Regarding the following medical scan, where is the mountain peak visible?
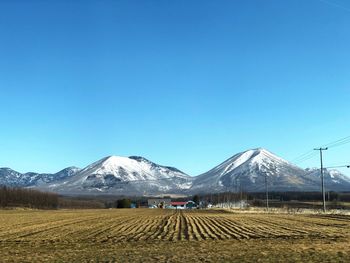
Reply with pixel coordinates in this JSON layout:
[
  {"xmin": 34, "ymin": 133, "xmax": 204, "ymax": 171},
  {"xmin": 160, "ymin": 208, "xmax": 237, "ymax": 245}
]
[
  {"xmin": 192, "ymin": 147, "xmax": 309, "ymax": 193},
  {"xmin": 99, "ymin": 155, "xmax": 151, "ymax": 164},
  {"xmin": 101, "ymin": 155, "xmax": 124, "ymax": 162},
  {"xmin": 251, "ymin": 147, "xmax": 266, "ymax": 152},
  {"xmin": 55, "ymin": 166, "xmax": 81, "ymax": 176},
  {"xmin": 223, "ymin": 148, "xmax": 283, "ymax": 170},
  {"xmin": 42, "ymin": 154, "xmax": 192, "ymax": 194},
  {"xmin": 59, "ymin": 166, "xmax": 80, "ymax": 171},
  {"xmin": 0, "ymin": 167, "xmax": 15, "ymax": 171},
  {"xmin": 128, "ymin": 156, "xmax": 151, "ymax": 163},
  {"xmin": 93, "ymin": 156, "xmax": 134, "ymax": 172},
  {"xmin": 246, "ymin": 148, "xmax": 276, "ymax": 156}
]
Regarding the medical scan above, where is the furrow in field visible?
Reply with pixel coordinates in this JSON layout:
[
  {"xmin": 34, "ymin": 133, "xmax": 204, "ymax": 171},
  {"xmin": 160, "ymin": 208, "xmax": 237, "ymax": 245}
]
[
  {"xmin": 245, "ymin": 216, "xmax": 314, "ymax": 238},
  {"xmin": 309, "ymin": 214, "xmax": 350, "ymax": 222},
  {"xmin": 187, "ymin": 214, "xmax": 208, "ymax": 240},
  {"xmin": 219, "ymin": 217, "xmax": 265, "ymax": 238},
  {"xmin": 257, "ymin": 216, "xmax": 320, "ymax": 234},
  {"xmin": 184, "ymin": 213, "xmax": 199, "ymax": 241},
  {"xmin": 201, "ymin": 216, "xmax": 233, "ymax": 240},
  {"xmin": 128, "ymin": 217, "xmax": 159, "ymax": 241},
  {"xmin": 112, "ymin": 217, "xmax": 149, "ymax": 241},
  {"xmin": 81, "ymin": 216, "xmax": 134, "ymax": 242},
  {"xmin": 180, "ymin": 211, "xmax": 190, "ymax": 240},
  {"xmin": 191, "ymin": 215, "xmax": 220, "ymax": 240},
  {"xmin": 209, "ymin": 217, "xmax": 250, "ymax": 239},
  {"xmin": 225, "ymin": 216, "xmax": 289, "ymax": 238},
  {"xmin": 163, "ymin": 211, "xmax": 178, "ymax": 241},
  {"xmin": 135, "ymin": 216, "xmax": 162, "ymax": 241},
  {"xmin": 144, "ymin": 212, "xmax": 172, "ymax": 240},
  {"xmin": 159, "ymin": 211, "xmax": 176, "ymax": 240},
  {"xmin": 278, "ymin": 214, "xmax": 350, "ymax": 231},
  {"xmin": 0, "ymin": 215, "xmax": 108, "ymax": 241},
  {"xmin": 169, "ymin": 210, "xmax": 181, "ymax": 241},
  {"xmin": 0, "ymin": 213, "xmax": 80, "ymax": 232}
]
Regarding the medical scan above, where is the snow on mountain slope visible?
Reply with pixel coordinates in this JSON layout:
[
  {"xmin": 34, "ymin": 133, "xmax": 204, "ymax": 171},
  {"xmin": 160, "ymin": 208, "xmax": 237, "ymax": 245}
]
[
  {"xmin": 0, "ymin": 168, "xmax": 24, "ymax": 186},
  {"xmin": 2, "ymin": 149, "xmax": 349, "ymax": 195},
  {"xmin": 191, "ymin": 148, "xmax": 325, "ymax": 193},
  {"xmin": 78, "ymin": 156, "xmax": 188, "ymax": 181},
  {"xmin": 42, "ymin": 156, "xmax": 192, "ymax": 195},
  {"xmin": 0, "ymin": 167, "xmax": 80, "ymax": 187},
  {"xmin": 327, "ymin": 169, "xmax": 350, "ymax": 182},
  {"xmin": 305, "ymin": 168, "xmax": 350, "ymax": 191}
]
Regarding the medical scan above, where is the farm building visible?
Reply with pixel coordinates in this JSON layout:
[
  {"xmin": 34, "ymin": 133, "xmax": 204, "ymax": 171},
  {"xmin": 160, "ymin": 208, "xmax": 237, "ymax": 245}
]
[
  {"xmin": 147, "ymin": 198, "xmax": 171, "ymax": 208},
  {"xmin": 148, "ymin": 199, "xmax": 198, "ymax": 209},
  {"xmin": 185, "ymin": 201, "xmax": 197, "ymax": 209},
  {"xmin": 170, "ymin": 201, "xmax": 198, "ymax": 209},
  {"xmin": 171, "ymin": 201, "xmax": 187, "ymax": 209}
]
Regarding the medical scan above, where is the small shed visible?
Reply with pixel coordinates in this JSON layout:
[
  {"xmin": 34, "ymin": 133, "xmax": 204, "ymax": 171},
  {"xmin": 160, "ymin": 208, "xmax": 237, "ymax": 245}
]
[{"xmin": 185, "ymin": 201, "xmax": 197, "ymax": 209}]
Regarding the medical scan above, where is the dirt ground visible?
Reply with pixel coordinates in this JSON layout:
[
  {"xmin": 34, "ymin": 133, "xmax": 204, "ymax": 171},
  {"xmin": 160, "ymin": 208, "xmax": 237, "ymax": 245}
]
[{"xmin": 0, "ymin": 209, "xmax": 349, "ymax": 262}]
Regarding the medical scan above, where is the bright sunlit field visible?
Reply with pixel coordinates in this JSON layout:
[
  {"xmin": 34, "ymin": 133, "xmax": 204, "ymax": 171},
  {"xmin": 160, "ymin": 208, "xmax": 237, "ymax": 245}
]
[{"xmin": 0, "ymin": 209, "xmax": 350, "ymax": 262}]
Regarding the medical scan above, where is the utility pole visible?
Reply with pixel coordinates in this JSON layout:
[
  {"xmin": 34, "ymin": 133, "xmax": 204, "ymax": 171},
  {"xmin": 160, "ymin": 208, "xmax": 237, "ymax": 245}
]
[
  {"xmin": 235, "ymin": 177, "xmax": 239, "ymax": 207},
  {"xmin": 265, "ymin": 173, "xmax": 269, "ymax": 212},
  {"xmin": 240, "ymin": 180, "xmax": 243, "ymax": 209},
  {"xmin": 314, "ymin": 147, "xmax": 328, "ymax": 213}
]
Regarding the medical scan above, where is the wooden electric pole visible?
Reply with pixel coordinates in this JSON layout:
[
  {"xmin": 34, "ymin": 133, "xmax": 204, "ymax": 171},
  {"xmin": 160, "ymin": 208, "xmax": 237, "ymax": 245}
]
[
  {"xmin": 314, "ymin": 147, "xmax": 328, "ymax": 213},
  {"xmin": 265, "ymin": 173, "xmax": 269, "ymax": 212}
]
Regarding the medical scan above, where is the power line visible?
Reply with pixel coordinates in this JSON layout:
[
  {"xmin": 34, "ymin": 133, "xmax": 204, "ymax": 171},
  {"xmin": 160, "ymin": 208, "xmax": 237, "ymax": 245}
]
[
  {"xmin": 292, "ymin": 135, "xmax": 350, "ymax": 164},
  {"xmin": 293, "ymin": 151, "xmax": 319, "ymax": 164},
  {"xmin": 325, "ymin": 161, "xmax": 349, "ymax": 167},
  {"xmin": 325, "ymin": 165, "xmax": 350, "ymax": 169},
  {"xmin": 322, "ymin": 135, "xmax": 350, "ymax": 149},
  {"xmin": 292, "ymin": 150, "xmax": 315, "ymax": 163}
]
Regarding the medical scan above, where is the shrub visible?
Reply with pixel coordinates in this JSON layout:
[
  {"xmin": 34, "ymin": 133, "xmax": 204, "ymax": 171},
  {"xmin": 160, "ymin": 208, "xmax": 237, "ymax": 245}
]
[{"xmin": 116, "ymin": 198, "xmax": 131, "ymax": 208}]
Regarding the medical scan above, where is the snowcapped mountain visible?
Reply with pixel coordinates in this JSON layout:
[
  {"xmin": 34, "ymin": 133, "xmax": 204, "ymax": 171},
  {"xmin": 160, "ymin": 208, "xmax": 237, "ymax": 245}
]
[
  {"xmin": 305, "ymin": 168, "xmax": 350, "ymax": 191},
  {"xmin": 1, "ymin": 149, "xmax": 349, "ymax": 195},
  {"xmin": 38, "ymin": 156, "xmax": 192, "ymax": 195},
  {"xmin": 0, "ymin": 168, "xmax": 23, "ymax": 187},
  {"xmin": 0, "ymin": 167, "xmax": 80, "ymax": 187},
  {"xmin": 191, "ymin": 148, "xmax": 350, "ymax": 193}
]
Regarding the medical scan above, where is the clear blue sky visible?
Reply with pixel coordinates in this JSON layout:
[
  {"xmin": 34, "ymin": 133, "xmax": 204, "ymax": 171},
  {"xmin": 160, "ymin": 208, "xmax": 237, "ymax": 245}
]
[{"xmin": 0, "ymin": 0, "xmax": 349, "ymax": 176}]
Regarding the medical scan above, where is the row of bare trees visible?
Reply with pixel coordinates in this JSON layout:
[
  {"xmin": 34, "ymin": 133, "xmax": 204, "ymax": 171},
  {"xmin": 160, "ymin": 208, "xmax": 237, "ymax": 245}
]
[
  {"xmin": 58, "ymin": 197, "xmax": 105, "ymax": 209},
  {"xmin": 0, "ymin": 186, "xmax": 58, "ymax": 209}
]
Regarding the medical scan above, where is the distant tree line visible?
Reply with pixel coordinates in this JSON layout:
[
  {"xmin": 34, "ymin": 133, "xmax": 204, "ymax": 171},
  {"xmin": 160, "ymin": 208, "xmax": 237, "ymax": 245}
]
[
  {"xmin": 2, "ymin": 186, "xmax": 349, "ymax": 210},
  {"xmin": 115, "ymin": 198, "xmax": 132, "ymax": 208},
  {"xmin": 0, "ymin": 186, "xmax": 106, "ymax": 209},
  {"xmin": 105, "ymin": 197, "xmax": 135, "ymax": 208},
  {"xmin": 195, "ymin": 192, "xmax": 248, "ymax": 205},
  {"xmin": 247, "ymin": 191, "xmax": 348, "ymax": 202},
  {"xmin": 105, "ymin": 198, "xmax": 132, "ymax": 208},
  {"xmin": 58, "ymin": 197, "xmax": 105, "ymax": 209},
  {"xmin": 0, "ymin": 186, "xmax": 58, "ymax": 209},
  {"xmin": 195, "ymin": 191, "xmax": 350, "ymax": 205}
]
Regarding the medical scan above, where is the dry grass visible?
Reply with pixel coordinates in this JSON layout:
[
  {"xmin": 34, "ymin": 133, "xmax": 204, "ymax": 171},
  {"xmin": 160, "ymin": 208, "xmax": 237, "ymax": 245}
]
[
  {"xmin": 224, "ymin": 206, "xmax": 350, "ymax": 215},
  {"xmin": 0, "ymin": 209, "xmax": 349, "ymax": 262}
]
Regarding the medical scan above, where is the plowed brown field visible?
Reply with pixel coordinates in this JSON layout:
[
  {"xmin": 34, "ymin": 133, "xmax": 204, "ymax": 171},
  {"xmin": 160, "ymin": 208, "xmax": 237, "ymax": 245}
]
[{"xmin": 0, "ymin": 209, "xmax": 349, "ymax": 262}]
